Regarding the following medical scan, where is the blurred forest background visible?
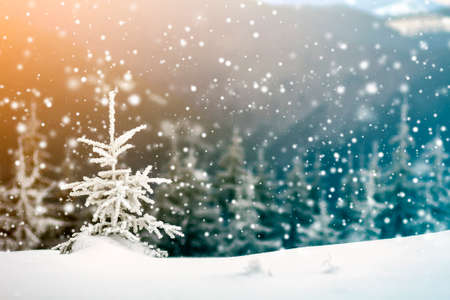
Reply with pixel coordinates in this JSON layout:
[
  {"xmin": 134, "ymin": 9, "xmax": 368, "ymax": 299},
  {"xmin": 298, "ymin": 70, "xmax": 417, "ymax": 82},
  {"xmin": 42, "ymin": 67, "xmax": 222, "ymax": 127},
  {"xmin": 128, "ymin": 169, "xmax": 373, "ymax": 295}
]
[{"xmin": 0, "ymin": 0, "xmax": 449, "ymax": 256}]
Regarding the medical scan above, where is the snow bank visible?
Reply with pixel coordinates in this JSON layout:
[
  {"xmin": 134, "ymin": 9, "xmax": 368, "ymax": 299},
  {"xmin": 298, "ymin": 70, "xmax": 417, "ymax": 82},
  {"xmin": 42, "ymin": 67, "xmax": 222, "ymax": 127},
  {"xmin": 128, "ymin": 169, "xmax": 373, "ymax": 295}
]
[{"xmin": 1, "ymin": 231, "xmax": 449, "ymax": 300}]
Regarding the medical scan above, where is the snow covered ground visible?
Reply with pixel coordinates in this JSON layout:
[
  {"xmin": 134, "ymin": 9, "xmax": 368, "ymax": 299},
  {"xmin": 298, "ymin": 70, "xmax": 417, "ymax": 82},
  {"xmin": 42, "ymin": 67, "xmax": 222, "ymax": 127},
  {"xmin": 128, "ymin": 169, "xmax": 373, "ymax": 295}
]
[{"xmin": 1, "ymin": 231, "xmax": 449, "ymax": 300}]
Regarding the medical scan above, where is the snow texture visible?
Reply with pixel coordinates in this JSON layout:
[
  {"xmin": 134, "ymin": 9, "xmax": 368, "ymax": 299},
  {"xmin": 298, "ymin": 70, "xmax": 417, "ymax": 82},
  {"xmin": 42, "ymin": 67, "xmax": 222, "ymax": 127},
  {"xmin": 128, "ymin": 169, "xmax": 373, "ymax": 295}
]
[{"xmin": 0, "ymin": 231, "xmax": 449, "ymax": 300}]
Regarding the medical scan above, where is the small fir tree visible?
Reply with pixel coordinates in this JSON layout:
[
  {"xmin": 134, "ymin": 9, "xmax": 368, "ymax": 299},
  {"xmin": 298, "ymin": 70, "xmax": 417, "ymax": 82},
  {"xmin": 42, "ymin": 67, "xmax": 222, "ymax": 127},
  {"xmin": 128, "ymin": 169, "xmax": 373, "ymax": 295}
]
[{"xmin": 54, "ymin": 91, "xmax": 183, "ymax": 256}]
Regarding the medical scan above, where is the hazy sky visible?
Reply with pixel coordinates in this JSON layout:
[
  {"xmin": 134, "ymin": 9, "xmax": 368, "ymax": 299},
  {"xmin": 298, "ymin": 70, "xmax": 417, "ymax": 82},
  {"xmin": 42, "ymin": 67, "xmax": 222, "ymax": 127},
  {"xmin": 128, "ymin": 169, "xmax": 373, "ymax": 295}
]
[
  {"xmin": 261, "ymin": 0, "xmax": 394, "ymax": 7},
  {"xmin": 261, "ymin": 0, "xmax": 441, "ymax": 16}
]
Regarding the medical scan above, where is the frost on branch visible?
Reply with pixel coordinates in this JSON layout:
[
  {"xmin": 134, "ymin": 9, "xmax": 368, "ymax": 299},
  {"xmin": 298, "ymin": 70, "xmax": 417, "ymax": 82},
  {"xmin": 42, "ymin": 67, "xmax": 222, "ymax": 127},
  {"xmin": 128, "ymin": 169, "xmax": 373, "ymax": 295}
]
[{"xmin": 54, "ymin": 90, "xmax": 183, "ymax": 256}]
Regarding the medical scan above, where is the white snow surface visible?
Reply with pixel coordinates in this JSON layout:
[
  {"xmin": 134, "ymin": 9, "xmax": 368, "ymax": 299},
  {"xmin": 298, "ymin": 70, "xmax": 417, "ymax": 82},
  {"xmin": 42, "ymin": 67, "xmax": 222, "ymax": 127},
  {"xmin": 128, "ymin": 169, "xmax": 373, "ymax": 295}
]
[{"xmin": 1, "ymin": 231, "xmax": 449, "ymax": 300}]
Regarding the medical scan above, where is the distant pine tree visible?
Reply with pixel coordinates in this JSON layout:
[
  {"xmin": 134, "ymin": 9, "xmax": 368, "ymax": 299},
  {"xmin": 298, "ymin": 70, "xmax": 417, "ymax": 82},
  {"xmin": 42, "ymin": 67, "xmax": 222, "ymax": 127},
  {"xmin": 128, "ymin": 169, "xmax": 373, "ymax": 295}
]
[
  {"xmin": 153, "ymin": 135, "xmax": 186, "ymax": 255},
  {"xmin": 0, "ymin": 104, "xmax": 62, "ymax": 250},
  {"xmin": 213, "ymin": 129, "xmax": 247, "ymax": 228},
  {"xmin": 356, "ymin": 142, "xmax": 384, "ymax": 240},
  {"xmin": 379, "ymin": 100, "xmax": 428, "ymax": 238},
  {"xmin": 45, "ymin": 138, "xmax": 91, "ymax": 248},
  {"xmin": 281, "ymin": 154, "xmax": 316, "ymax": 248},
  {"xmin": 219, "ymin": 169, "xmax": 276, "ymax": 256},
  {"xmin": 215, "ymin": 129, "xmax": 276, "ymax": 256},
  {"xmin": 422, "ymin": 132, "xmax": 449, "ymax": 231},
  {"xmin": 155, "ymin": 148, "xmax": 221, "ymax": 256},
  {"xmin": 334, "ymin": 154, "xmax": 365, "ymax": 241},
  {"xmin": 298, "ymin": 191, "xmax": 337, "ymax": 246},
  {"xmin": 253, "ymin": 148, "xmax": 282, "ymax": 251}
]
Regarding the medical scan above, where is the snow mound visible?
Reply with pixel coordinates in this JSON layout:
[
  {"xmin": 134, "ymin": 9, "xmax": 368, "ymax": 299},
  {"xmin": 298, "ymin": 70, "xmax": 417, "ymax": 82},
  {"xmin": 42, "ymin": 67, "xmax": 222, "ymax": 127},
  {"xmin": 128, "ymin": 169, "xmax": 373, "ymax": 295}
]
[
  {"xmin": 0, "ymin": 231, "xmax": 449, "ymax": 300},
  {"xmin": 68, "ymin": 232, "xmax": 152, "ymax": 256}
]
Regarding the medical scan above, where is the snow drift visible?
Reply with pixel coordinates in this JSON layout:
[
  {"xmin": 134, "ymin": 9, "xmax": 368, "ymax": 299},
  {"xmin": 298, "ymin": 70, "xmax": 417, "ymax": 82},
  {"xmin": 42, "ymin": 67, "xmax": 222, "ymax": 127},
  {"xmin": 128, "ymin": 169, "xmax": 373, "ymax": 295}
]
[{"xmin": 0, "ymin": 231, "xmax": 449, "ymax": 300}]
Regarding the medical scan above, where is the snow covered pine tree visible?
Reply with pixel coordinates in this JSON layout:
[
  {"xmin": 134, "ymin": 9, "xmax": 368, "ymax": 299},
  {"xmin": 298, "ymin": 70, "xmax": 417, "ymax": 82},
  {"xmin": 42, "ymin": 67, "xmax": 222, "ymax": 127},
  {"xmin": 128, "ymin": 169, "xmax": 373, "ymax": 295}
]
[
  {"xmin": 215, "ymin": 129, "xmax": 276, "ymax": 256},
  {"xmin": 335, "ymin": 155, "xmax": 366, "ymax": 241},
  {"xmin": 253, "ymin": 148, "xmax": 282, "ymax": 251},
  {"xmin": 54, "ymin": 90, "xmax": 183, "ymax": 256},
  {"xmin": 155, "ymin": 145, "xmax": 220, "ymax": 256},
  {"xmin": 0, "ymin": 104, "xmax": 61, "ymax": 251},
  {"xmin": 298, "ymin": 191, "xmax": 337, "ymax": 246},
  {"xmin": 422, "ymin": 132, "xmax": 449, "ymax": 231},
  {"xmin": 357, "ymin": 142, "xmax": 384, "ymax": 240},
  {"xmin": 281, "ymin": 154, "xmax": 316, "ymax": 249},
  {"xmin": 379, "ymin": 100, "xmax": 428, "ymax": 238}
]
